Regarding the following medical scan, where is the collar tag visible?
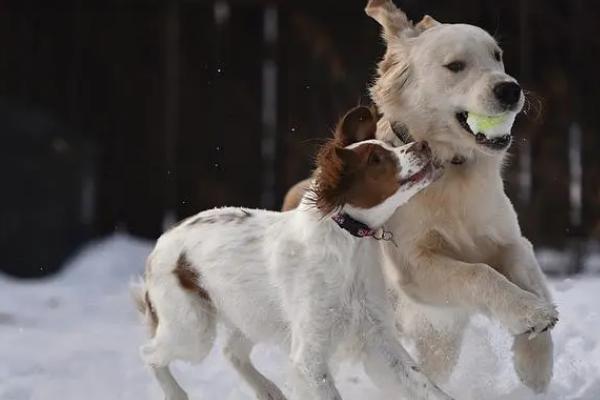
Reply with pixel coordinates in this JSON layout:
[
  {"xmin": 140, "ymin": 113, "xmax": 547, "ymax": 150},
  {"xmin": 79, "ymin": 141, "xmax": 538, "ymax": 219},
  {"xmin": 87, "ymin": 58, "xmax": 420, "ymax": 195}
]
[{"xmin": 373, "ymin": 227, "xmax": 398, "ymax": 247}]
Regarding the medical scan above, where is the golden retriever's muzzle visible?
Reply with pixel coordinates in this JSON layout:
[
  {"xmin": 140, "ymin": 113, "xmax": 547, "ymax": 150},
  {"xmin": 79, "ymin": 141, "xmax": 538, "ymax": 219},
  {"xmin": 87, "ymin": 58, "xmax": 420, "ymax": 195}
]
[{"xmin": 494, "ymin": 81, "xmax": 522, "ymax": 111}]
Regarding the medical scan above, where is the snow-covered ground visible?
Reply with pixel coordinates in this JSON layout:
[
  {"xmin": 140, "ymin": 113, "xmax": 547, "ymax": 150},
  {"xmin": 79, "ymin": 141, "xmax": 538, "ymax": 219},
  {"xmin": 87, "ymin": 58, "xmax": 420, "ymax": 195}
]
[{"xmin": 1, "ymin": 234, "xmax": 599, "ymax": 400}]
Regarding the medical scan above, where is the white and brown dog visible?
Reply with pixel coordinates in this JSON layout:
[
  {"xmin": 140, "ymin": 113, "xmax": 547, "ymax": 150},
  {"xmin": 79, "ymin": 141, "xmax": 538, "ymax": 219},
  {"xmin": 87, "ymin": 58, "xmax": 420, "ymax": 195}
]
[
  {"xmin": 284, "ymin": 0, "xmax": 559, "ymax": 394},
  {"xmin": 134, "ymin": 106, "xmax": 453, "ymax": 400}
]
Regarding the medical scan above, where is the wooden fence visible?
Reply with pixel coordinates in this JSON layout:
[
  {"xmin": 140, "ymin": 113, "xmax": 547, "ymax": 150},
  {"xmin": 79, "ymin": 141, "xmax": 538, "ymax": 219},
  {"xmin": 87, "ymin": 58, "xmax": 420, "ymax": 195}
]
[{"xmin": 0, "ymin": 0, "xmax": 599, "ymax": 275}]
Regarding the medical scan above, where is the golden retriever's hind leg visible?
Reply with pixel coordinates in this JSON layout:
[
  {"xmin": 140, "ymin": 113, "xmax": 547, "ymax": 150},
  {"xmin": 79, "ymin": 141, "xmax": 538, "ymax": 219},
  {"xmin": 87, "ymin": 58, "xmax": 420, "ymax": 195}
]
[{"xmin": 414, "ymin": 314, "xmax": 468, "ymax": 384}]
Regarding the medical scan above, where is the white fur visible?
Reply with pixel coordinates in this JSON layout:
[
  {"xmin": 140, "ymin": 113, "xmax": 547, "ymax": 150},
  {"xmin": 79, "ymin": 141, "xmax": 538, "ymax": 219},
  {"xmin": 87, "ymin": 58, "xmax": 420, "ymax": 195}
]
[{"xmin": 137, "ymin": 141, "xmax": 453, "ymax": 400}]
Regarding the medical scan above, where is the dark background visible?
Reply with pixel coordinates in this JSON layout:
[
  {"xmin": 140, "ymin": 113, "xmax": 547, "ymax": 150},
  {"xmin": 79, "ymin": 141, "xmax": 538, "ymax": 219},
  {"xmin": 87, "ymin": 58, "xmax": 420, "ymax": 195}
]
[{"xmin": 0, "ymin": 0, "xmax": 599, "ymax": 278}]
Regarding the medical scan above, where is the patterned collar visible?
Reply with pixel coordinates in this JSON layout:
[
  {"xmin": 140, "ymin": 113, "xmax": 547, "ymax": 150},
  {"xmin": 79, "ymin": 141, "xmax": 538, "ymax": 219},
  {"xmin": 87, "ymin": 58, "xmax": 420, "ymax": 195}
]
[
  {"xmin": 332, "ymin": 212, "xmax": 398, "ymax": 246},
  {"xmin": 331, "ymin": 213, "xmax": 375, "ymax": 238}
]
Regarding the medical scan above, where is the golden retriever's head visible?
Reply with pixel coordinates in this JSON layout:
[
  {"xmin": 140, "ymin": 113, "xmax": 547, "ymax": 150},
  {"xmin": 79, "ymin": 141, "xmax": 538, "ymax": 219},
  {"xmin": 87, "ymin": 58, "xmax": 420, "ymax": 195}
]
[{"xmin": 366, "ymin": 0, "xmax": 524, "ymax": 162}]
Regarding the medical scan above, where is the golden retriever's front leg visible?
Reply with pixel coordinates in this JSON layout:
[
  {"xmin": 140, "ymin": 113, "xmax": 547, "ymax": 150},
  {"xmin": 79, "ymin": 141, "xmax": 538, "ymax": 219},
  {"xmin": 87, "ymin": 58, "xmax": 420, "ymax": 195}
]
[
  {"xmin": 498, "ymin": 237, "xmax": 553, "ymax": 301},
  {"xmin": 397, "ymin": 250, "xmax": 558, "ymax": 338},
  {"xmin": 498, "ymin": 238, "xmax": 556, "ymax": 393},
  {"xmin": 512, "ymin": 331, "xmax": 553, "ymax": 393}
]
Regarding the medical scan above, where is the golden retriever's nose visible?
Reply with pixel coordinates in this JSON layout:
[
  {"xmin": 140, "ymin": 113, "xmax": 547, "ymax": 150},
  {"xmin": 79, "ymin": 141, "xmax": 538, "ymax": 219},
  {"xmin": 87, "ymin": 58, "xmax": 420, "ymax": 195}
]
[
  {"xmin": 494, "ymin": 81, "xmax": 522, "ymax": 107},
  {"xmin": 409, "ymin": 140, "xmax": 430, "ymax": 156}
]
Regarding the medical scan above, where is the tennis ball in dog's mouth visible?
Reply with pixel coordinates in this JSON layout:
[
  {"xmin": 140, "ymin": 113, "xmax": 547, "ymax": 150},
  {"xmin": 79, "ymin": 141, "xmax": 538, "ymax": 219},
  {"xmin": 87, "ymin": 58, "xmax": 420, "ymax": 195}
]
[{"xmin": 466, "ymin": 112, "xmax": 516, "ymax": 138}]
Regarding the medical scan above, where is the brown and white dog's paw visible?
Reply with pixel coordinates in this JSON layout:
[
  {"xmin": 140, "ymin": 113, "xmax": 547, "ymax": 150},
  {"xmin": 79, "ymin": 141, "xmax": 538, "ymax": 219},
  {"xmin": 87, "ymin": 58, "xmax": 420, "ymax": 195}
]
[{"xmin": 513, "ymin": 331, "xmax": 554, "ymax": 393}]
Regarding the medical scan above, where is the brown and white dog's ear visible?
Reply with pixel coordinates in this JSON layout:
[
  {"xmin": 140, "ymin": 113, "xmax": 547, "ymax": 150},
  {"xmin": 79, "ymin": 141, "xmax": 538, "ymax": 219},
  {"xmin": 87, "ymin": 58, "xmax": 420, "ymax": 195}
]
[
  {"xmin": 336, "ymin": 106, "xmax": 377, "ymax": 147},
  {"xmin": 415, "ymin": 15, "xmax": 441, "ymax": 33},
  {"xmin": 334, "ymin": 146, "xmax": 360, "ymax": 169},
  {"xmin": 365, "ymin": 0, "xmax": 413, "ymax": 42}
]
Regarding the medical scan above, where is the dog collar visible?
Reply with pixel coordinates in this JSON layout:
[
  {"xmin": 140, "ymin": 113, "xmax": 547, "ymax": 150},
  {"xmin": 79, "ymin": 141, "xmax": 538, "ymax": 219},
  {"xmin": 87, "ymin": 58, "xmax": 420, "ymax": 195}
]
[
  {"xmin": 332, "ymin": 213, "xmax": 398, "ymax": 246},
  {"xmin": 332, "ymin": 213, "xmax": 375, "ymax": 238},
  {"xmin": 390, "ymin": 120, "xmax": 466, "ymax": 165}
]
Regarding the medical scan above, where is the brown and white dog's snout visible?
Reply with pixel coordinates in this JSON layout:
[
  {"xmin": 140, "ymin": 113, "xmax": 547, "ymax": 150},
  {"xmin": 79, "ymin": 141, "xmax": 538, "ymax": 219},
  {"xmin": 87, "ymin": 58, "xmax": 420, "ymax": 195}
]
[
  {"xmin": 396, "ymin": 140, "xmax": 438, "ymax": 188},
  {"xmin": 406, "ymin": 140, "xmax": 432, "ymax": 167},
  {"xmin": 493, "ymin": 81, "xmax": 522, "ymax": 110}
]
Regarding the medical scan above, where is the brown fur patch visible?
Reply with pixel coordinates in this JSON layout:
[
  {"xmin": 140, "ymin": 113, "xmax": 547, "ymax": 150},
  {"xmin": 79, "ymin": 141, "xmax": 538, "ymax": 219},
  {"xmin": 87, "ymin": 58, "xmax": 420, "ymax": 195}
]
[
  {"xmin": 174, "ymin": 252, "xmax": 212, "ymax": 303},
  {"xmin": 343, "ymin": 144, "xmax": 401, "ymax": 209},
  {"xmin": 188, "ymin": 209, "xmax": 251, "ymax": 226},
  {"xmin": 310, "ymin": 106, "xmax": 400, "ymax": 214},
  {"xmin": 318, "ymin": 143, "xmax": 401, "ymax": 211},
  {"xmin": 145, "ymin": 291, "xmax": 158, "ymax": 336}
]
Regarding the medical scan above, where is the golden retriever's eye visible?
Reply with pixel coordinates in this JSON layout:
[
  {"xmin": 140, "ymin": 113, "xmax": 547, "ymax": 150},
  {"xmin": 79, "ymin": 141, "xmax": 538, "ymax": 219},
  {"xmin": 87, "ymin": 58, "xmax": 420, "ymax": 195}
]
[
  {"xmin": 444, "ymin": 61, "xmax": 465, "ymax": 73},
  {"xmin": 494, "ymin": 51, "xmax": 502, "ymax": 62}
]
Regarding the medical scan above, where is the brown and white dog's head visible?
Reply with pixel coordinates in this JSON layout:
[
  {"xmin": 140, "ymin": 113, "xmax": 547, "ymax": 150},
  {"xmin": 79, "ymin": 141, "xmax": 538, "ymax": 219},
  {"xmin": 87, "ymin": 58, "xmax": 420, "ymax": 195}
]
[
  {"xmin": 312, "ymin": 106, "xmax": 439, "ymax": 225},
  {"xmin": 366, "ymin": 0, "xmax": 524, "ymax": 161}
]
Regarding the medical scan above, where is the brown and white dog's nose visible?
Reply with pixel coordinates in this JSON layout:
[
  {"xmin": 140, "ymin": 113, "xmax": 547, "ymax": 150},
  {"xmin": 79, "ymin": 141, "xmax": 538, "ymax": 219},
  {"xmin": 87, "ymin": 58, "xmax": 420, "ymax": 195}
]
[
  {"xmin": 493, "ymin": 81, "xmax": 522, "ymax": 108},
  {"xmin": 409, "ymin": 140, "xmax": 430, "ymax": 155}
]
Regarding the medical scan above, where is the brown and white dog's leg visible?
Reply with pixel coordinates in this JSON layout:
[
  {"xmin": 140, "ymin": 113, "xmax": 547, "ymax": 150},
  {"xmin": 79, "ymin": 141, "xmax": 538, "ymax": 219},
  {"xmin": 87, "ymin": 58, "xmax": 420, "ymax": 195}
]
[
  {"xmin": 223, "ymin": 329, "xmax": 287, "ymax": 400},
  {"xmin": 152, "ymin": 366, "xmax": 189, "ymax": 400},
  {"xmin": 497, "ymin": 238, "xmax": 556, "ymax": 393},
  {"xmin": 289, "ymin": 322, "xmax": 342, "ymax": 400},
  {"xmin": 139, "ymin": 258, "xmax": 217, "ymax": 400}
]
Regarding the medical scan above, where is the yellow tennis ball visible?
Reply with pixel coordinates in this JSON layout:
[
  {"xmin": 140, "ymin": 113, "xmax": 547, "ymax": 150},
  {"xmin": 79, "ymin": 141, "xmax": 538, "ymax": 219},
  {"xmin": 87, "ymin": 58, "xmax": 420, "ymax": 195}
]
[{"xmin": 466, "ymin": 112, "xmax": 516, "ymax": 138}]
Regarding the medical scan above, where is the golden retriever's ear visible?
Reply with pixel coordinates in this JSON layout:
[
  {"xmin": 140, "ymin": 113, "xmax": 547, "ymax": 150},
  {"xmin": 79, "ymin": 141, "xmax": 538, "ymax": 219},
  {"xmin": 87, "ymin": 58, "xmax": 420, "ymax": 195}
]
[
  {"xmin": 415, "ymin": 15, "xmax": 441, "ymax": 33},
  {"xmin": 336, "ymin": 106, "xmax": 377, "ymax": 147},
  {"xmin": 365, "ymin": 0, "xmax": 413, "ymax": 42}
]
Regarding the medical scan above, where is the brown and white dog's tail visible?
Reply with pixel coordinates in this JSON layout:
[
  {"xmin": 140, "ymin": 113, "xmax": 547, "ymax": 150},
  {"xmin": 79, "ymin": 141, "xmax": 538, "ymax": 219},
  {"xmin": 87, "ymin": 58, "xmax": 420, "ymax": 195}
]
[{"xmin": 130, "ymin": 277, "xmax": 158, "ymax": 337}]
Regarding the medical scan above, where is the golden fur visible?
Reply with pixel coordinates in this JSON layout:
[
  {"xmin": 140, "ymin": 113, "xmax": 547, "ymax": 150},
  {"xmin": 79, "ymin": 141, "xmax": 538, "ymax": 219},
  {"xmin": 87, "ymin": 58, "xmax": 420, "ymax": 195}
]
[
  {"xmin": 367, "ymin": 1, "xmax": 557, "ymax": 393},
  {"xmin": 283, "ymin": 1, "xmax": 558, "ymax": 394}
]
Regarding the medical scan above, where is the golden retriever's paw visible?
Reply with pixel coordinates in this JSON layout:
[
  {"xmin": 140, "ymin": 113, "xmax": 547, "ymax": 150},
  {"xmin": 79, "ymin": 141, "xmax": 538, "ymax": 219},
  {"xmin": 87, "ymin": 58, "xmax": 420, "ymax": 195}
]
[
  {"xmin": 504, "ymin": 294, "xmax": 558, "ymax": 337},
  {"xmin": 523, "ymin": 301, "xmax": 559, "ymax": 339},
  {"xmin": 512, "ymin": 331, "xmax": 554, "ymax": 393}
]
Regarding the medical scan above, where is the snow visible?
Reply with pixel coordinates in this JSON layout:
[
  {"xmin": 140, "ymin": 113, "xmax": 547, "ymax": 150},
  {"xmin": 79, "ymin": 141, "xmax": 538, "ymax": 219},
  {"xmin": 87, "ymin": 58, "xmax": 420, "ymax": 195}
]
[{"xmin": 1, "ymin": 234, "xmax": 599, "ymax": 400}]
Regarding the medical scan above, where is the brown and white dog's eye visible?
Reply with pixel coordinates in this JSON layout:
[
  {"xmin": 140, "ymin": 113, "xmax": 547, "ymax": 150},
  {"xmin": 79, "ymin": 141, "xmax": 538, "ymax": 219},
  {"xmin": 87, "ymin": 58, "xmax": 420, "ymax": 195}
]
[
  {"xmin": 494, "ymin": 50, "xmax": 502, "ymax": 62},
  {"xmin": 368, "ymin": 151, "xmax": 382, "ymax": 165},
  {"xmin": 444, "ymin": 61, "xmax": 466, "ymax": 73}
]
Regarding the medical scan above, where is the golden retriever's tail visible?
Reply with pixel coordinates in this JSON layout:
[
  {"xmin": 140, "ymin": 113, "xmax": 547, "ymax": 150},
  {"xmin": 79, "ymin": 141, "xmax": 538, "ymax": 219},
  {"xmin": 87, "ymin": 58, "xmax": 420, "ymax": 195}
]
[{"xmin": 282, "ymin": 178, "xmax": 312, "ymax": 211}]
